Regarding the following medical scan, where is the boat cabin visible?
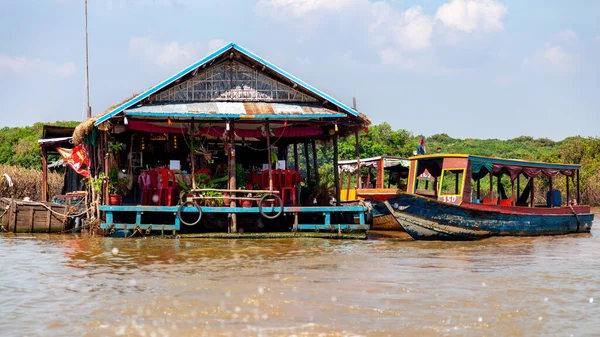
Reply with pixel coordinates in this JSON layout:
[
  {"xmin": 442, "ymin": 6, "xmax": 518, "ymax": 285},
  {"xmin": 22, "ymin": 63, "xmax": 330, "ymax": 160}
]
[
  {"xmin": 406, "ymin": 154, "xmax": 582, "ymax": 208},
  {"xmin": 338, "ymin": 156, "xmax": 409, "ymax": 202}
]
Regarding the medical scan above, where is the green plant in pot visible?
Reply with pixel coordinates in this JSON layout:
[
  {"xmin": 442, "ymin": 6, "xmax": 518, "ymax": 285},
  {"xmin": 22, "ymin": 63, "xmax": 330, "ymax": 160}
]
[{"xmin": 108, "ymin": 168, "xmax": 129, "ymax": 205}]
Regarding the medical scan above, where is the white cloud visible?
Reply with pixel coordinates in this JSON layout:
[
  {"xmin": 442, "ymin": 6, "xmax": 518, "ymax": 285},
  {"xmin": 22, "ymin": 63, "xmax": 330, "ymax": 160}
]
[
  {"xmin": 129, "ymin": 36, "xmax": 200, "ymax": 66},
  {"xmin": 255, "ymin": 0, "xmax": 507, "ymax": 72},
  {"xmin": 553, "ymin": 29, "xmax": 578, "ymax": 42},
  {"xmin": 436, "ymin": 0, "xmax": 507, "ymax": 33},
  {"xmin": 0, "ymin": 54, "xmax": 75, "ymax": 77},
  {"xmin": 255, "ymin": 0, "xmax": 355, "ymax": 16},
  {"xmin": 523, "ymin": 44, "xmax": 578, "ymax": 73}
]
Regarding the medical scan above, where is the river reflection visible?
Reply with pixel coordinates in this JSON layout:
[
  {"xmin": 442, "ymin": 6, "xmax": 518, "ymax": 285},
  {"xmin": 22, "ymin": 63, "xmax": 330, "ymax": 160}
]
[{"xmin": 1, "ymin": 225, "xmax": 599, "ymax": 336}]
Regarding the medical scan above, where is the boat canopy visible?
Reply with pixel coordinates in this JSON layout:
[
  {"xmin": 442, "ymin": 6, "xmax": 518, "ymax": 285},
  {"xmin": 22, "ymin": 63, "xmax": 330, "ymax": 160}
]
[
  {"xmin": 338, "ymin": 156, "xmax": 409, "ymax": 174},
  {"xmin": 409, "ymin": 154, "xmax": 580, "ymax": 182}
]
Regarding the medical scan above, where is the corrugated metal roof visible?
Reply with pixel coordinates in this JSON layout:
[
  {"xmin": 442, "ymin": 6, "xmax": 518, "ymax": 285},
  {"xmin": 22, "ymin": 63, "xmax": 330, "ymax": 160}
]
[
  {"xmin": 125, "ymin": 102, "xmax": 346, "ymax": 119},
  {"xmin": 95, "ymin": 43, "xmax": 360, "ymax": 126}
]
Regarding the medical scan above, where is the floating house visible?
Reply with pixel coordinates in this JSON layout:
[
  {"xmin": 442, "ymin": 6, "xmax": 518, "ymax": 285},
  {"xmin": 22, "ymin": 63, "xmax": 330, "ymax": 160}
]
[{"xmin": 72, "ymin": 43, "xmax": 371, "ymax": 235}]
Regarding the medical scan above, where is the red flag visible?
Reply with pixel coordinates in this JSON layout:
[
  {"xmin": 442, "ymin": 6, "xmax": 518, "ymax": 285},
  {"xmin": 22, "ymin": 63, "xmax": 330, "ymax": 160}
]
[{"xmin": 57, "ymin": 144, "xmax": 90, "ymax": 177}]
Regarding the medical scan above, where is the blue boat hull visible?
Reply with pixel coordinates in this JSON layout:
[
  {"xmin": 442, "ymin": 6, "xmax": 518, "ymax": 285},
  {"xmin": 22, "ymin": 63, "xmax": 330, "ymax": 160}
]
[{"xmin": 377, "ymin": 194, "xmax": 594, "ymax": 241}]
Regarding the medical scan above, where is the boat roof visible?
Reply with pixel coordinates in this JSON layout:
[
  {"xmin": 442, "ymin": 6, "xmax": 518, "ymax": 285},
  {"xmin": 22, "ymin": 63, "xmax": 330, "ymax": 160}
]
[
  {"xmin": 338, "ymin": 156, "xmax": 408, "ymax": 165},
  {"xmin": 408, "ymin": 153, "xmax": 581, "ymax": 170}
]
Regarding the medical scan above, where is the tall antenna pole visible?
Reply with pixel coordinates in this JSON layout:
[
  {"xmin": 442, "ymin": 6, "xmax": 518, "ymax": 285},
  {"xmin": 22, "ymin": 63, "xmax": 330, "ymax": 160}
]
[{"xmin": 85, "ymin": 0, "xmax": 91, "ymax": 119}]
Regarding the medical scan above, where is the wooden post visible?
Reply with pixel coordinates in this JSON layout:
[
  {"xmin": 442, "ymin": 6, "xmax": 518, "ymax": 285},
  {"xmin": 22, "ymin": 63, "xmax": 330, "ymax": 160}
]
[
  {"xmin": 339, "ymin": 170, "xmax": 344, "ymax": 200},
  {"xmin": 229, "ymin": 121, "xmax": 237, "ymax": 233},
  {"xmin": 497, "ymin": 173, "xmax": 502, "ymax": 201},
  {"xmin": 312, "ymin": 139, "xmax": 319, "ymax": 187},
  {"xmin": 455, "ymin": 171, "xmax": 460, "ymax": 195},
  {"xmin": 530, "ymin": 177, "xmax": 535, "ymax": 208},
  {"xmin": 333, "ymin": 134, "xmax": 340, "ymax": 206},
  {"xmin": 293, "ymin": 143, "xmax": 299, "ymax": 172},
  {"xmin": 566, "ymin": 175, "xmax": 570, "ymax": 205},
  {"xmin": 103, "ymin": 132, "xmax": 109, "ymax": 206},
  {"xmin": 511, "ymin": 180, "xmax": 515, "ymax": 205},
  {"xmin": 517, "ymin": 174, "xmax": 520, "ymax": 200},
  {"xmin": 29, "ymin": 208, "xmax": 35, "ymax": 233},
  {"xmin": 41, "ymin": 148, "xmax": 48, "ymax": 202},
  {"xmin": 576, "ymin": 170, "xmax": 580, "ymax": 205},
  {"xmin": 489, "ymin": 172, "xmax": 494, "ymax": 201},
  {"xmin": 355, "ymin": 130, "xmax": 361, "ymax": 190},
  {"xmin": 190, "ymin": 118, "xmax": 197, "ymax": 190},
  {"xmin": 346, "ymin": 172, "xmax": 352, "ymax": 201},
  {"xmin": 267, "ymin": 124, "xmax": 273, "ymax": 192},
  {"xmin": 376, "ymin": 158, "xmax": 384, "ymax": 189},
  {"xmin": 46, "ymin": 206, "xmax": 52, "ymax": 233},
  {"xmin": 11, "ymin": 201, "xmax": 17, "ymax": 233},
  {"xmin": 549, "ymin": 176, "xmax": 553, "ymax": 207},
  {"xmin": 304, "ymin": 142, "xmax": 311, "ymax": 186}
]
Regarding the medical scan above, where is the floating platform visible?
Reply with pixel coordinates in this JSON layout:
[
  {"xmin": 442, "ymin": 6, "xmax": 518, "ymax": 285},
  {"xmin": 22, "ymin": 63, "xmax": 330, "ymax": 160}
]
[{"xmin": 100, "ymin": 204, "xmax": 369, "ymax": 235}]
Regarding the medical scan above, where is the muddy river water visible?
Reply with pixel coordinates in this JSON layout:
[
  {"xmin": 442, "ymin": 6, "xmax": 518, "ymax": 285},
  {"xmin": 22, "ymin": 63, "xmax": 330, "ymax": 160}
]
[{"xmin": 1, "ymin": 224, "xmax": 599, "ymax": 336}]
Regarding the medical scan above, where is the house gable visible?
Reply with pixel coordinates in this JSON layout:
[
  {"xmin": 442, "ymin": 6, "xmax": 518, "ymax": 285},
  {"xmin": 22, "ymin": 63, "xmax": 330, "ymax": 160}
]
[{"xmin": 153, "ymin": 60, "xmax": 318, "ymax": 103}]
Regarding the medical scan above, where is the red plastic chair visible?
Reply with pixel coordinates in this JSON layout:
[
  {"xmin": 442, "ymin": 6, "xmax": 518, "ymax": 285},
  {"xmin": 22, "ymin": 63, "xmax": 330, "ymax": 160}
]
[
  {"xmin": 482, "ymin": 198, "xmax": 496, "ymax": 205},
  {"xmin": 281, "ymin": 170, "xmax": 298, "ymax": 206},
  {"xmin": 499, "ymin": 199, "xmax": 513, "ymax": 207},
  {"xmin": 157, "ymin": 168, "xmax": 178, "ymax": 206},
  {"xmin": 141, "ymin": 170, "xmax": 159, "ymax": 205}
]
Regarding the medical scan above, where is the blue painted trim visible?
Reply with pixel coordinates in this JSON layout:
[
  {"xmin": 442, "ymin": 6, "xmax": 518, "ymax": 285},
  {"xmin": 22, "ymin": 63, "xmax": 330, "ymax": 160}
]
[
  {"xmin": 469, "ymin": 155, "xmax": 580, "ymax": 170},
  {"xmin": 101, "ymin": 223, "xmax": 176, "ymax": 230},
  {"xmin": 125, "ymin": 112, "xmax": 346, "ymax": 119},
  {"xmin": 94, "ymin": 42, "xmax": 235, "ymax": 126},
  {"xmin": 297, "ymin": 224, "xmax": 370, "ymax": 230},
  {"xmin": 232, "ymin": 44, "xmax": 358, "ymax": 117},
  {"xmin": 94, "ymin": 42, "xmax": 359, "ymax": 126},
  {"xmin": 99, "ymin": 205, "xmax": 366, "ymax": 212}
]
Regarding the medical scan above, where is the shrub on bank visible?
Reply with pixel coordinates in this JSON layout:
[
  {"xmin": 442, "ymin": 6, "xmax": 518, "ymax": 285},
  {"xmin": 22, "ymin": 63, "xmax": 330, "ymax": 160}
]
[{"xmin": 0, "ymin": 165, "xmax": 63, "ymax": 201}]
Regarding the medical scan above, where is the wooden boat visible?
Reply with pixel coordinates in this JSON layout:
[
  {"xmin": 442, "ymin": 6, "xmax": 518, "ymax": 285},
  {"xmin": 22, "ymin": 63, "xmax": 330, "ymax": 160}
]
[
  {"xmin": 338, "ymin": 156, "xmax": 409, "ymax": 230},
  {"xmin": 373, "ymin": 154, "xmax": 594, "ymax": 240},
  {"xmin": 0, "ymin": 197, "xmax": 73, "ymax": 233}
]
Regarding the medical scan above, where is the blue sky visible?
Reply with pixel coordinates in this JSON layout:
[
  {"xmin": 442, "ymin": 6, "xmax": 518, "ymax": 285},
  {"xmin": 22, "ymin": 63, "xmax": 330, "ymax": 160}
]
[{"xmin": 0, "ymin": 0, "xmax": 598, "ymax": 140}]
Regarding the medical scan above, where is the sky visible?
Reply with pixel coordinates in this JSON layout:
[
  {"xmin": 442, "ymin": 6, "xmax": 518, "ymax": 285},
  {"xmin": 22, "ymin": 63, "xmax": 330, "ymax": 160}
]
[{"xmin": 0, "ymin": 0, "xmax": 598, "ymax": 140}]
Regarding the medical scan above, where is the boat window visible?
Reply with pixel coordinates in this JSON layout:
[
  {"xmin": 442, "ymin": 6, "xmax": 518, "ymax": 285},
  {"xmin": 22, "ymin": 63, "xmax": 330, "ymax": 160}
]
[{"xmin": 439, "ymin": 169, "xmax": 464, "ymax": 196}]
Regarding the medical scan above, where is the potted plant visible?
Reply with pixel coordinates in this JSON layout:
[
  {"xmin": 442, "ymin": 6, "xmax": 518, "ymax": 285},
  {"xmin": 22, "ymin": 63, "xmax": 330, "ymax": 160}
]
[
  {"xmin": 177, "ymin": 179, "xmax": 194, "ymax": 204},
  {"xmin": 108, "ymin": 168, "xmax": 129, "ymax": 205},
  {"xmin": 241, "ymin": 192, "xmax": 254, "ymax": 208}
]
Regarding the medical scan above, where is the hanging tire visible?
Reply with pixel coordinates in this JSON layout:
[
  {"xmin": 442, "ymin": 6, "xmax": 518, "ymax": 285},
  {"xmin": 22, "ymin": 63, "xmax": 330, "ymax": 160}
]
[
  {"xmin": 258, "ymin": 194, "xmax": 283, "ymax": 220},
  {"xmin": 177, "ymin": 201, "xmax": 202, "ymax": 226}
]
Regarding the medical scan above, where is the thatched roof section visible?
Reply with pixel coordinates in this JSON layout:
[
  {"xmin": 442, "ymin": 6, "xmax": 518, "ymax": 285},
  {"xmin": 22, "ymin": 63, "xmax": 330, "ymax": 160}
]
[{"xmin": 72, "ymin": 94, "xmax": 139, "ymax": 145}]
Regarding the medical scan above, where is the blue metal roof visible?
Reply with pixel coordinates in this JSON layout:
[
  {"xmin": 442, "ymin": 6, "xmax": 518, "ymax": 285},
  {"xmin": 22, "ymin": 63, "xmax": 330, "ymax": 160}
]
[{"xmin": 94, "ymin": 43, "xmax": 359, "ymax": 126}]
